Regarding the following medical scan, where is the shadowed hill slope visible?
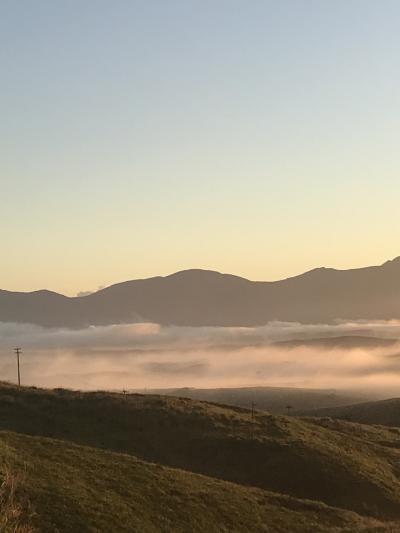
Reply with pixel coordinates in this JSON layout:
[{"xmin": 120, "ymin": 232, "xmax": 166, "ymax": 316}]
[
  {"xmin": 302, "ymin": 398, "xmax": 400, "ymax": 428},
  {"xmin": 145, "ymin": 386, "xmax": 368, "ymax": 415},
  {"xmin": 2, "ymin": 384, "xmax": 400, "ymax": 519},
  {"xmin": 2, "ymin": 257, "xmax": 400, "ymax": 326},
  {"xmin": 0, "ymin": 431, "xmax": 390, "ymax": 533}
]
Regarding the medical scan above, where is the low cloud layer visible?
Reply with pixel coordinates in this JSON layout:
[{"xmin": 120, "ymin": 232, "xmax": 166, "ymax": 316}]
[{"xmin": 1, "ymin": 321, "xmax": 400, "ymax": 394}]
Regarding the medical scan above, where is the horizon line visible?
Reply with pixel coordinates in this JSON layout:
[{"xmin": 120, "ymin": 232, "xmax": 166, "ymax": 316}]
[{"xmin": 1, "ymin": 255, "xmax": 399, "ymax": 298}]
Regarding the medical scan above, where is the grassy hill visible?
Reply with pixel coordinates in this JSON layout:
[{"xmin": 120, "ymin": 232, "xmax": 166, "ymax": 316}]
[
  {"xmin": 0, "ymin": 431, "xmax": 389, "ymax": 533},
  {"xmin": 1, "ymin": 383, "xmax": 400, "ymax": 521},
  {"xmin": 145, "ymin": 385, "xmax": 369, "ymax": 414},
  {"xmin": 301, "ymin": 398, "xmax": 400, "ymax": 428}
]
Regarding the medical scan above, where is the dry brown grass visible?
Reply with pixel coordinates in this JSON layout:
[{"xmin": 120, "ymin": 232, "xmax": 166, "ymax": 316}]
[{"xmin": 0, "ymin": 467, "xmax": 36, "ymax": 533}]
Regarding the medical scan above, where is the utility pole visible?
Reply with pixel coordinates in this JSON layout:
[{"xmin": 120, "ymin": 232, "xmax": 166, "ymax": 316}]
[
  {"xmin": 251, "ymin": 401, "xmax": 255, "ymax": 422},
  {"xmin": 250, "ymin": 401, "xmax": 256, "ymax": 439},
  {"xmin": 14, "ymin": 348, "xmax": 22, "ymax": 387}
]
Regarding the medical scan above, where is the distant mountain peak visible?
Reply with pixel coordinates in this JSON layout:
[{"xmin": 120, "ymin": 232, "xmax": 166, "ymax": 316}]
[
  {"xmin": 383, "ymin": 256, "xmax": 400, "ymax": 266},
  {"xmin": 167, "ymin": 268, "xmax": 223, "ymax": 278},
  {"xmin": 165, "ymin": 269, "xmax": 249, "ymax": 282}
]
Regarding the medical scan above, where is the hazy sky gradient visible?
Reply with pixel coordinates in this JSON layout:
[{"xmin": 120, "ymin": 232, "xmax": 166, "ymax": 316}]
[{"xmin": 1, "ymin": 1, "xmax": 400, "ymax": 295}]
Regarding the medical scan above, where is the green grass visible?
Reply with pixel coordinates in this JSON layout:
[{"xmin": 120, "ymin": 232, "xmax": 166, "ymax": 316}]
[{"xmin": 0, "ymin": 431, "xmax": 391, "ymax": 533}]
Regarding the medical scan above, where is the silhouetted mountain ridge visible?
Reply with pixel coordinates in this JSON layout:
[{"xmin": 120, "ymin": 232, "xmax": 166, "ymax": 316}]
[{"xmin": 1, "ymin": 257, "xmax": 400, "ymax": 327}]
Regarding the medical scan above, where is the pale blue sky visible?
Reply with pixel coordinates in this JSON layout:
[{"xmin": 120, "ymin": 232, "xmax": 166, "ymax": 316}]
[{"xmin": 1, "ymin": 1, "xmax": 400, "ymax": 294}]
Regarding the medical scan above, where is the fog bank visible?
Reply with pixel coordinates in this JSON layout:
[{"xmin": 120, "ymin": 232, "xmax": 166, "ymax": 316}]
[{"xmin": 0, "ymin": 321, "xmax": 400, "ymax": 393}]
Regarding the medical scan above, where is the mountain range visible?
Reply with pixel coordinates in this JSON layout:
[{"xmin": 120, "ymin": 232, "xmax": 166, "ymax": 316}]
[{"xmin": 1, "ymin": 257, "xmax": 400, "ymax": 328}]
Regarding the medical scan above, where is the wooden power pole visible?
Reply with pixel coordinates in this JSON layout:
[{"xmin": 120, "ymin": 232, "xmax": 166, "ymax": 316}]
[
  {"xmin": 250, "ymin": 401, "xmax": 256, "ymax": 439},
  {"xmin": 14, "ymin": 347, "xmax": 22, "ymax": 386}
]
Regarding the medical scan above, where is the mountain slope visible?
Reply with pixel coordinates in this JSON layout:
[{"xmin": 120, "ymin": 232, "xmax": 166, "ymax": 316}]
[
  {"xmin": 302, "ymin": 398, "xmax": 400, "ymax": 427},
  {"xmin": 146, "ymin": 386, "xmax": 368, "ymax": 414},
  {"xmin": 0, "ymin": 431, "xmax": 390, "ymax": 533},
  {"xmin": 2, "ymin": 384, "xmax": 400, "ymax": 519},
  {"xmin": 2, "ymin": 257, "xmax": 400, "ymax": 326}
]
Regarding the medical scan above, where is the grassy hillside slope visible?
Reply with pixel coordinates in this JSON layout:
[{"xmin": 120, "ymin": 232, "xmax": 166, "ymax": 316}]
[
  {"xmin": 0, "ymin": 431, "xmax": 388, "ymax": 533},
  {"xmin": 1, "ymin": 384, "xmax": 400, "ymax": 519},
  {"xmin": 302, "ymin": 398, "xmax": 400, "ymax": 428},
  {"xmin": 146, "ymin": 385, "xmax": 368, "ymax": 414}
]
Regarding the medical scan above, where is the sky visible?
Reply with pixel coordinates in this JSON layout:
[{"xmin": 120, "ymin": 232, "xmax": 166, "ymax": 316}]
[{"xmin": 1, "ymin": 0, "xmax": 400, "ymax": 295}]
